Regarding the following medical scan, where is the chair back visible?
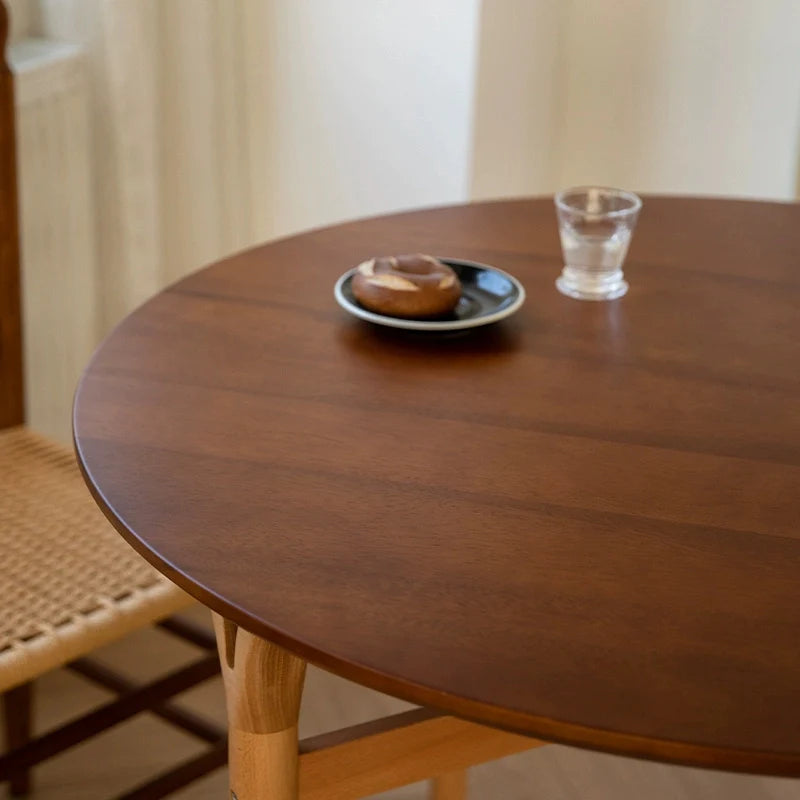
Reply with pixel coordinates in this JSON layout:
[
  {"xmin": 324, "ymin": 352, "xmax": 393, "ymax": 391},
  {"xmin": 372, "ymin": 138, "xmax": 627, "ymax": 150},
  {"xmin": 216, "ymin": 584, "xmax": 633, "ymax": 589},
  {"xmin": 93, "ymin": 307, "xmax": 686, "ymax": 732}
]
[{"xmin": 0, "ymin": 0, "xmax": 23, "ymax": 429}]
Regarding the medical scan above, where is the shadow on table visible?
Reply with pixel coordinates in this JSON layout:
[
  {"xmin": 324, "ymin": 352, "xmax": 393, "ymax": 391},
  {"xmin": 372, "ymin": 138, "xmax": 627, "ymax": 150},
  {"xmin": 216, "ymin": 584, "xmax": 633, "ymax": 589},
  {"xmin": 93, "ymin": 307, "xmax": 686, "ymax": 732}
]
[{"xmin": 336, "ymin": 318, "xmax": 526, "ymax": 364}]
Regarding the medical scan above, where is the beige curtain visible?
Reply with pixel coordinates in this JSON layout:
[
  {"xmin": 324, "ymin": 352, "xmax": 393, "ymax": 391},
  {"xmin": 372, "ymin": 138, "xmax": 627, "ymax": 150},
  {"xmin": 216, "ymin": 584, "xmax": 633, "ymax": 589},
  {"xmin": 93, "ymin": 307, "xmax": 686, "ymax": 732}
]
[
  {"xmin": 12, "ymin": 0, "xmax": 484, "ymax": 442},
  {"xmin": 11, "ymin": 0, "xmax": 279, "ymax": 442},
  {"xmin": 470, "ymin": 0, "xmax": 800, "ymax": 201},
  {"xmin": 28, "ymin": 0, "xmax": 800, "ymax": 335},
  {"xmin": 10, "ymin": 0, "xmax": 800, "ymax": 443},
  {"xmin": 35, "ymin": 0, "xmax": 275, "ymax": 333}
]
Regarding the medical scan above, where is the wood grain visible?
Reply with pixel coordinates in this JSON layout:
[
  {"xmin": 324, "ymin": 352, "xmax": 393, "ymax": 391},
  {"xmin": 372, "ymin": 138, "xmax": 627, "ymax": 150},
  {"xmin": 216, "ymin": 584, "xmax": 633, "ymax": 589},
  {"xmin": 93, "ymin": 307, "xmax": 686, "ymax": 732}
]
[
  {"xmin": 2, "ymin": 681, "xmax": 32, "ymax": 794},
  {"xmin": 74, "ymin": 196, "xmax": 800, "ymax": 776},
  {"xmin": 298, "ymin": 709, "xmax": 533, "ymax": 800},
  {"xmin": 213, "ymin": 613, "xmax": 306, "ymax": 799},
  {"xmin": 430, "ymin": 772, "xmax": 467, "ymax": 800},
  {"xmin": 0, "ymin": 0, "xmax": 24, "ymax": 429}
]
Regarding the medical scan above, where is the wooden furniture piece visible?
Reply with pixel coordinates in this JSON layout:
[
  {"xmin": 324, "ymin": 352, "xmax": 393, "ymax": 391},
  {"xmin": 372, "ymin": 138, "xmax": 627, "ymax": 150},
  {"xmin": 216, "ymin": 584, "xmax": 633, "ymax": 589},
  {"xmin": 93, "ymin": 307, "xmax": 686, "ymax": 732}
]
[
  {"xmin": 0, "ymin": 5, "xmax": 225, "ymax": 797},
  {"xmin": 73, "ymin": 193, "xmax": 800, "ymax": 798}
]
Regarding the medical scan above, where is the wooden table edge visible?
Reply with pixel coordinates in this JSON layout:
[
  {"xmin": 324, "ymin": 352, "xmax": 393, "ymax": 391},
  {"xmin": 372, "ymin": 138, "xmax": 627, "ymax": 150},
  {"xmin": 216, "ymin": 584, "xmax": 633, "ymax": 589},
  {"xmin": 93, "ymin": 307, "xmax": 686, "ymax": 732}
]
[{"xmin": 72, "ymin": 416, "xmax": 800, "ymax": 779}]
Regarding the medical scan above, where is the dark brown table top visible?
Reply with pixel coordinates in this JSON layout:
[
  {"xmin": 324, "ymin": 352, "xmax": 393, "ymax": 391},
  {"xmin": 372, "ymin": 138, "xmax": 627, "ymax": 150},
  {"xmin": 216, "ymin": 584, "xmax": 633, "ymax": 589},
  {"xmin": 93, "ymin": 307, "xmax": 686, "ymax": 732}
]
[{"xmin": 74, "ymin": 197, "xmax": 800, "ymax": 776}]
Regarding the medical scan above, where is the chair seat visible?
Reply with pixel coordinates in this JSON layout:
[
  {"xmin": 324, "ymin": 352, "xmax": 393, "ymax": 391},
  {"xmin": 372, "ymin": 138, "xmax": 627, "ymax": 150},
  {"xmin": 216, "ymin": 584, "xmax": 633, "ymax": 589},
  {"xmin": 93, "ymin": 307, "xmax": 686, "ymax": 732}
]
[{"xmin": 0, "ymin": 426, "xmax": 192, "ymax": 693}]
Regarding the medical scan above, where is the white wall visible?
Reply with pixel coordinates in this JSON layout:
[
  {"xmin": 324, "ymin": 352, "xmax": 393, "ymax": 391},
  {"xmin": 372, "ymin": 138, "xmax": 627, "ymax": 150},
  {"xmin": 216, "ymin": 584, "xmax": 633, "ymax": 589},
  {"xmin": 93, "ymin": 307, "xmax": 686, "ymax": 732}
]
[
  {"xmin": 471, "ymin": 0, "xmax": 800, "ymax": 200},
  {"xmin": 260, "ymin": 0, "xmax": 482, "ymax": 236}
]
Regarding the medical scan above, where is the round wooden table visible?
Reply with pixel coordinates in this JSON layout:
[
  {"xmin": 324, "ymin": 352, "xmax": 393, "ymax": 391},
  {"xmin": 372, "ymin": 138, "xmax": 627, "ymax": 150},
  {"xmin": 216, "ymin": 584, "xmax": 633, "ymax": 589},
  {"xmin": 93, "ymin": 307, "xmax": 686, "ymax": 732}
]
[{"xmin": 74, "ymin": 197, "xmax": 800, "ymax": 794}]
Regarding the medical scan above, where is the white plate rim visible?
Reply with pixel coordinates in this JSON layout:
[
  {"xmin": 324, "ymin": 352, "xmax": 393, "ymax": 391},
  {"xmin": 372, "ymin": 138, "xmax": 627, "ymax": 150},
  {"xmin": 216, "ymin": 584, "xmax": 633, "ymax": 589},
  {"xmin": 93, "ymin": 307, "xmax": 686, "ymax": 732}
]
[{"xmin": 333, "ymin": 258, "xmax": 526, "ymax": 332}]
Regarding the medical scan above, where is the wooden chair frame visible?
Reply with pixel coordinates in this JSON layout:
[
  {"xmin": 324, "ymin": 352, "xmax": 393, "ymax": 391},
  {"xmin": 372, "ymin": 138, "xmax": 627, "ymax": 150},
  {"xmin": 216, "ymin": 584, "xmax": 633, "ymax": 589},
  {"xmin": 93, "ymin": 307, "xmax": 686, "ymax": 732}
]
[
  {"xmin": 0, "ymin": 4, "xmax": 225, "ymax": 796},
  {"xmin": 1, "ymin": 619, "xmax": 227, "ymax": 799}
]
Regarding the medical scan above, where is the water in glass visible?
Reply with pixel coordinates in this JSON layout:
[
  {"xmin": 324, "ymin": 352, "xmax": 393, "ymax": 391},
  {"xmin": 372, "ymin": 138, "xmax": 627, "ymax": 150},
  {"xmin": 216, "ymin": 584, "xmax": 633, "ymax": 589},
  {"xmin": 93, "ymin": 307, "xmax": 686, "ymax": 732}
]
[{"xmin": 555, "ymin": 187, "xmax": 641, "ymax": 301}]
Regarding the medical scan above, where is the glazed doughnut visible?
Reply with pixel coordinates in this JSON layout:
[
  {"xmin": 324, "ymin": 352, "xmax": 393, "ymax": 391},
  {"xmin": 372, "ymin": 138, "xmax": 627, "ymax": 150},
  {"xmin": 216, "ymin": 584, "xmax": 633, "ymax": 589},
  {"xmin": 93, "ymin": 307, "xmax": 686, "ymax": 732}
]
[{"xmin": 351, "ymin": 254, "xmax": 461, "ymax": 319}]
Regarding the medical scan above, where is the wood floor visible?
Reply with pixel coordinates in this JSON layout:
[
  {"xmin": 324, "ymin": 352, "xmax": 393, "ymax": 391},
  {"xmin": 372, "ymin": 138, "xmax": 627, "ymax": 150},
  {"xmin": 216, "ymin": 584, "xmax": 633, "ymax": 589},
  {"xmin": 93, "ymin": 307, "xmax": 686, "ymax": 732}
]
[{"xmin": 3, "ymin": 606, "xmax": 799, "ymax": 800}]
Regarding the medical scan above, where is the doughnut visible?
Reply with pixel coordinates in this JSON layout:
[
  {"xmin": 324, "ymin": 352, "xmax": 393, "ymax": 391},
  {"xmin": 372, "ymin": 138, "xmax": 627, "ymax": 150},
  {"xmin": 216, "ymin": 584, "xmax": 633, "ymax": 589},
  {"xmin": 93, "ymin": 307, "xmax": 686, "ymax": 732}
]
[{"xmin": 351, "ymin": 254, "xmax": 461, "ymax": 319}]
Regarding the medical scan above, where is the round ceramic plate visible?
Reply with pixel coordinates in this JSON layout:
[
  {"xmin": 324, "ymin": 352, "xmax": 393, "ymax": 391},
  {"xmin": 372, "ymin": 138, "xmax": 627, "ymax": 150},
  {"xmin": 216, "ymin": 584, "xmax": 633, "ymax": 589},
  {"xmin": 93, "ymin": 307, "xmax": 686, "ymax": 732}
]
[{"xmin": 334, "ymin": 258, "xmax": 526, "ymax": 331}]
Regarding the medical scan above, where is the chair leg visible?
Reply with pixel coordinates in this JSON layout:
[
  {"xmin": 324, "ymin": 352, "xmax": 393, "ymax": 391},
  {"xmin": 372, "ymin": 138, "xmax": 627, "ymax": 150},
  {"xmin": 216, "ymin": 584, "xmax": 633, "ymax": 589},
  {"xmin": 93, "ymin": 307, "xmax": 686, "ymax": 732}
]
[{"xmin": 3, "ymin": 682, "xmax": 33, "ymax": 796}]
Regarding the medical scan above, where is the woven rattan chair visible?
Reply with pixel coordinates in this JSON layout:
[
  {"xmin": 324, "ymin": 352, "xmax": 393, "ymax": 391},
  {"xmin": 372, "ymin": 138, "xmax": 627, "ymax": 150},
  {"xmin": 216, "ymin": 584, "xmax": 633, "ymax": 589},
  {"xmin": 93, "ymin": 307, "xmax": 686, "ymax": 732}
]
[{"xmin": 0, "ymin": 5, "xmax": 226, "ymax": 796}]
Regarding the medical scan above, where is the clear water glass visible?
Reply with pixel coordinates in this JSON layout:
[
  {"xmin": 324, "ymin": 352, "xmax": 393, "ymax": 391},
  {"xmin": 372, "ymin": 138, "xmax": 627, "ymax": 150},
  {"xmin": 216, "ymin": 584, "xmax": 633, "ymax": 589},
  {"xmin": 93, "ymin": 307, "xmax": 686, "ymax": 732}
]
[{"xmin": 555, "ymin": 187, "xmax": 642, "ymax": 301}]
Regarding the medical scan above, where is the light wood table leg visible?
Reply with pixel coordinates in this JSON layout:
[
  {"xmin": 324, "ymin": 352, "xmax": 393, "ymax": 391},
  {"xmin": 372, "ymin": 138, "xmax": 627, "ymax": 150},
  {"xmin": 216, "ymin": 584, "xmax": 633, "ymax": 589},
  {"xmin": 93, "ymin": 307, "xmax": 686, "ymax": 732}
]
[
  {"xmin": 431, "ymin": 770, "xmax": 467, "ymax": 800},
  {"xmin": 213, "ymin": 613, "xmax": 307, "ymax": 800}
]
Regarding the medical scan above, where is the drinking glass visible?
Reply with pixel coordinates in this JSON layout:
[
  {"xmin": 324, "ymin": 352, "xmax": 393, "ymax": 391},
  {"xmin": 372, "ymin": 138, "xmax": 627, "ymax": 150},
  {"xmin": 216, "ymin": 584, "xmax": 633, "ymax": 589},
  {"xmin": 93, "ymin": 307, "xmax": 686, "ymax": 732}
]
[{"xmin": 554, "ymin": 187, "xmax": 642, "ymax": 300}]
